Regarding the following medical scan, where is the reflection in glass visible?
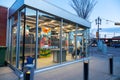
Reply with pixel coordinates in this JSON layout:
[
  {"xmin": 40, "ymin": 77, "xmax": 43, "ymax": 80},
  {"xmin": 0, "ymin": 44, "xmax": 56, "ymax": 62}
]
[
  {"xmin": 19, "ymin": 8, "xmax": 36, "ymax": 69},
  {"xmin": 11, "ymin": 13, "xmax": 18, "ymax": 67}
]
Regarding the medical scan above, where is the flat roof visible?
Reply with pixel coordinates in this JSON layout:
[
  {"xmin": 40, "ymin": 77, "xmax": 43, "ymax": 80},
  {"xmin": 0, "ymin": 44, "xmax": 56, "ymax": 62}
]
[{"xmin": 9, "ymin": 0, "xmax": 91, "ymax": 28}]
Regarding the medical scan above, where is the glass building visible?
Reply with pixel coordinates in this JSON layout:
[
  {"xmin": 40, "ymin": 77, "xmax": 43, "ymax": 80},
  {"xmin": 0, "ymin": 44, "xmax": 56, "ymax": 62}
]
[{"xmin": 7, "ymin": 0, "xmax": 91, "ymax": 75}]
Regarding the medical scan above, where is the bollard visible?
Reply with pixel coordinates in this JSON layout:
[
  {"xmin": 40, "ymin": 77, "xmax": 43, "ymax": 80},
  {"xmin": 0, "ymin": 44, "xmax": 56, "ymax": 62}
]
[
  {"xmin": 84, "ymin": 61, "xmax": 89, "ymax": 80},
  {"xmin": 25, "ymin": 71, "xmax": 30, "ymax": 80},
  {"xmin": 109, "ymin": 57, "xmax": 113, "ymax": 75},
  {"xmin": 24, "ymin": 64, "xmax": 34, "ymax": 80}
]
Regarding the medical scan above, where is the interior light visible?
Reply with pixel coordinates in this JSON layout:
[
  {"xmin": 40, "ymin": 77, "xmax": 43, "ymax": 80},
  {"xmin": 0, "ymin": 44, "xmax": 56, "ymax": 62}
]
[
  {"xmin": 78, "ymin": 28, "xmax": 84, "ymax": 30},
  {"xmin": 72, "ymin": 29, "xmax": 75, "ymax": 31},
  {"xmin": 50, "ymin": 20, "xmax": 56, "ymax": 23},
  {"xmin": 67, "ymin": 25, "xmax": 72, "ymax": 28},
  {"xmin": 55, "ymin": 27, "xmax": 58, "ymax": 29}
]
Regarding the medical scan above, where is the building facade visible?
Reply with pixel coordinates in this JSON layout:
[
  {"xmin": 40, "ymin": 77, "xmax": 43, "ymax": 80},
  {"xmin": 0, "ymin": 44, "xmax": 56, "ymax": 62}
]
[
  {"xmin": 7, "ymin": 0, "xmax": 91, "ymax": 76},
  {"xmin": 0, "ymin": 6, "xmax": 7, "ymax": 46}
]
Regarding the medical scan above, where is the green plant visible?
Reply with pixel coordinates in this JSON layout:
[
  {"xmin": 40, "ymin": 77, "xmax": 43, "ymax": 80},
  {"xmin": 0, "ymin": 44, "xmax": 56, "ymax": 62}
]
[{"xmin": 40, "ymin": 48, "xmax": 51, "ymax": 57}]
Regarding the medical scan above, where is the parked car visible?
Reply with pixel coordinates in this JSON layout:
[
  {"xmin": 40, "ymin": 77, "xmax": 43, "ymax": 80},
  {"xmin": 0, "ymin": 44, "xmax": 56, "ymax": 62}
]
[{"xmin": 112, "ymin": 44, "xmax": 120, "ymax": 48}]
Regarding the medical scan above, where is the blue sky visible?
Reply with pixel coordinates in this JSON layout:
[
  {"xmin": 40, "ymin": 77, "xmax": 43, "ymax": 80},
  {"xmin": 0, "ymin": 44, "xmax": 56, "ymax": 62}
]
[{"xmin": 0, "ymin": 0, "xmax": 120, "ymax": 38}]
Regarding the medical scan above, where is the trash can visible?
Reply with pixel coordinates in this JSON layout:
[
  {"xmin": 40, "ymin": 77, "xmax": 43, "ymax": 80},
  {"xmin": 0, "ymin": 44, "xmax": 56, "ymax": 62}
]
[
  {"xmin": 23, "ymin": 64, "xmax": 34, "ymax": 80},
  {"xmin": 53, "ymin": 49, "xmax": 66, "ymax": 63},
  {"xmin": 0, "ymin": 46, "xmax": 7, "ymax": 66}
]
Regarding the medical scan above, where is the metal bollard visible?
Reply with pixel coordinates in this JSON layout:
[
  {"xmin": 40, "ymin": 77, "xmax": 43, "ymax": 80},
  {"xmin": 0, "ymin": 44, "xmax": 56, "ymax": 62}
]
[
  {"xmin": 24, "ymin": 64, "xmax": 34, "ymax": 80},
  {"xmin": 84, "ymin": 61, "xmax": 89, "ymax": 80},
  {"xmin": 25, "ymin": 71, "xmax": 30, "ymax": 80},
  {"xmin": 108, "ymin": 54, "xmax": 113, "ymax": 75},
  {"xmin": 109, "ymin": 57, "xmax": 113, "ymax": 75}
]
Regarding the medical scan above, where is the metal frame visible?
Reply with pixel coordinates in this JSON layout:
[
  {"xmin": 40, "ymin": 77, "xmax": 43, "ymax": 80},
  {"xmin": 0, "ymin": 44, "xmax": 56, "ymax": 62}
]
[
  {"xmin": 60, "ymin": 19, "xmax": 63, "ymax": 63},
  {"xmin": 7, "ymin": 18, "xmax": 12, "ymax": 63},
  {"xmin": 22, "ymin": 8, "xmax": 26, "ymax": 71},
  {"xmin": 16, "ymin": 11, "xmax": 21, "ymax": 68},
  {"xmin": 85, "ymin": 29, "xmax": 89, "ymax": 57},
  {"xmin": 75, "ymin": 24, "xmax": 78, "ymax": 59},
  {"xmin": 10, "ymin": 17, "xmax": 14, "ymax": 64},
  {"xmin": 35, "ymin": 10, "xmax": 39, "ymax": 69}
]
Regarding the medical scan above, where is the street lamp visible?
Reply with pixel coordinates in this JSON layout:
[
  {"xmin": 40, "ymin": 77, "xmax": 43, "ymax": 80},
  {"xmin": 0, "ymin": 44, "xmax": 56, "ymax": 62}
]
[{"xmin": 95, "ymin": 17, "xmax": 102, "ymax": 41}]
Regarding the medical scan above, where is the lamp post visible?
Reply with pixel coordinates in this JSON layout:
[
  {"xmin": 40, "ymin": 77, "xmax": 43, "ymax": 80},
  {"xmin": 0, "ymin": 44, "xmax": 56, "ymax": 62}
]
[{"xmin": 95, "ymin": 17, "xmax": 102, "ymax": 42}]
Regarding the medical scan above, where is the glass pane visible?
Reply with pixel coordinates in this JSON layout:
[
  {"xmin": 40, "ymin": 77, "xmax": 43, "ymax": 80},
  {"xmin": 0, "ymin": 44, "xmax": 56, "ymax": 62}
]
[
  {"xmin": 25, "ymin": 8, "xmax": 36, "ymax": 59},
  {"xmin": 7, "ymin": 18, "xmax": 12, "ymax": 63},
  {"xmin": 62, "ymin": 22, "xmax": 76, "ymax": 61},
  {"xmin": 11, "ymin": 13, "xmax": 18, "ymax": 67},
  {"xmin": 19, "ymin": 8, "xmax": 36, "ymax": 70},
  {"xmin": 37, "ymin": 12, "xmax": 61, "ymax": 69},
  {"xmin": 76, "ymin": 26, "xmax": 86, "ymax": 58},
  {"xmin": 76, "ymin": 34, "xmax": 82, "ymax": 58}
]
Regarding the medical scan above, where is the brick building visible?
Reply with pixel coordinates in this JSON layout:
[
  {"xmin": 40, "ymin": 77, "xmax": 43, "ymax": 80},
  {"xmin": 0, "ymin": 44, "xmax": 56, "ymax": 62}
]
[{"xmin": 0, "ymin": 6, "xmax": 8, "ymax": 46}]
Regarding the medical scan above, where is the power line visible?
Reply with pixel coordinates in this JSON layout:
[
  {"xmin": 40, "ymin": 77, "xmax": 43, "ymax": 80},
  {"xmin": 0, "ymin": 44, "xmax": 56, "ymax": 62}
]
[
  {"xmin": 100, "ymin": 17, "xmax": 116, "ymax": 23},
  {"xmin": 91, "ymin": 17, "xmax": 116, "ymax": 24}
]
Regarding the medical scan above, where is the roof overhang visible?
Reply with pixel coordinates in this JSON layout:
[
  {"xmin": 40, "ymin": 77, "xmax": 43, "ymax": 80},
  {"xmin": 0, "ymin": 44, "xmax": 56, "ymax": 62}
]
[{"xmin": 9, "ymin": 0, "xmax": 91, "ymax": 28}]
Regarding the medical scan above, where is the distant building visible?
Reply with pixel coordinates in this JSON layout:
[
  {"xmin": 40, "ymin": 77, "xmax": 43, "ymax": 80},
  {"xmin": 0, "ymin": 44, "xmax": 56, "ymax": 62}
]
[
  {"xmin": 112, "ymin": 36, "xmax": 120, "ymax": 39},
  {"xmin": 100, "ymin": 36, "xmax": 120, "ymax": 46}
]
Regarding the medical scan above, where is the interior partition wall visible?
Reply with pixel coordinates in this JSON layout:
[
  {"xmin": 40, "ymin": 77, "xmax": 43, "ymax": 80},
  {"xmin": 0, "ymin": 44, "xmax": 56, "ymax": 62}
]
[{"xmin": 8, "ymin": 6, "xmax": 89, "ymax": 71}]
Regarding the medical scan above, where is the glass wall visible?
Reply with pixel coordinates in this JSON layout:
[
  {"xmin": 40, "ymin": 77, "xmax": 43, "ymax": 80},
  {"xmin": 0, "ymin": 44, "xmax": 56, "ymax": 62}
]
[{"xmin": 8, "ymin": 6, "xmax": 88, "ymax": 71}]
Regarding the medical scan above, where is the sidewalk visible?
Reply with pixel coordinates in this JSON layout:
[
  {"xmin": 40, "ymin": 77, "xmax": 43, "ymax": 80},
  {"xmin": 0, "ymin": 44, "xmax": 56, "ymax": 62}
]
[
  {"xmin": 0, "ymin": 67, "xmax": 19, "ymax": 80},
  {"xmin": 33, "ymin": 47, "xmax": 120, "ymax": 80},
  {"xmin": 0, "ymin": 47, "xmax": 120, "ymax": 80},
  {"xmin": 33, "ymin": 55, "xmax": 120, "ymax": 80}
]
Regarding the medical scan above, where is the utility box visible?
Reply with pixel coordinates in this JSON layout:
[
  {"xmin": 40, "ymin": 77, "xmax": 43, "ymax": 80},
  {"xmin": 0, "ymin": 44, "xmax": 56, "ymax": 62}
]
[
  {"xmin": 0, "ymin": 46, "xmax": 7, "ymax": 66},
  {"xmin": 52, "ymin": 49, "xmax": 66, "ymax": 63}
]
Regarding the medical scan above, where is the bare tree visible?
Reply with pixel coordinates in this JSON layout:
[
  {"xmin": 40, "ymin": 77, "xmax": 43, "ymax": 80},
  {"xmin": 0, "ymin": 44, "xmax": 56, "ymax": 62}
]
[{"xmin": 71, "ymin": 0, "xmax": 97, "ymax": 20}]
